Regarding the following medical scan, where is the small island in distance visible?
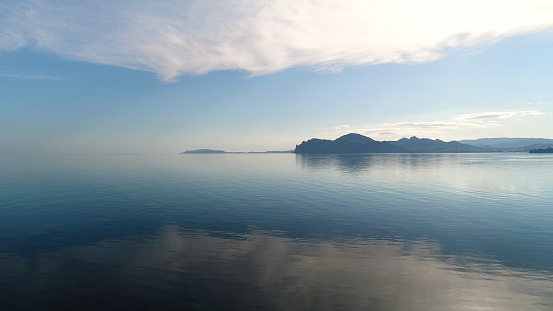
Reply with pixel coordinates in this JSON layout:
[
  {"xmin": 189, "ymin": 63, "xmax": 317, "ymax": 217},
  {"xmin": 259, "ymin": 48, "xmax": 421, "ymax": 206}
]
[
  {"xmin": 181, "ymin": 149, "xmax": 294, "ymax": 154},
  {"xmin": 181, "ymin": 133, "xmax": 553, "ymax": 154},
  {"xmin": 181, "ymin": 149, "xmax": 226, "ymax": 154}
]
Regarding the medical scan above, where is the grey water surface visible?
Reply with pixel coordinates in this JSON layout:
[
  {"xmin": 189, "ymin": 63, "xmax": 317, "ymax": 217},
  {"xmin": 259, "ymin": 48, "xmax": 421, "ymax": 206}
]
[{"xmin": 1, "ymin": 153, "xmax": 552, "ymax": 310}]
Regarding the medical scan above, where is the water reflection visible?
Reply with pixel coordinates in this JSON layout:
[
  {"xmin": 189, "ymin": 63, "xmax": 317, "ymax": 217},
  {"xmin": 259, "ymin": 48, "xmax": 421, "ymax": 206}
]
[
  {"xmin": 2, "ymin": 226, "xmax": 552, "ymax": 310},
  {"xmin": 296, "ymin": 153, "xmax": 553, "ymax": 198},
  {"xmin": 296, "ymin": 153, "xmax": 452, "ymax": 173}
]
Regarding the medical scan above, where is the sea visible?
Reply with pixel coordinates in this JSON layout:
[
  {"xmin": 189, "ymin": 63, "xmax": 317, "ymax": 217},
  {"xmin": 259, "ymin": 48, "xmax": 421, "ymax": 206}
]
[{"xmin": 1, "ymin": 153, "xmax": 552, "ymax": 310}]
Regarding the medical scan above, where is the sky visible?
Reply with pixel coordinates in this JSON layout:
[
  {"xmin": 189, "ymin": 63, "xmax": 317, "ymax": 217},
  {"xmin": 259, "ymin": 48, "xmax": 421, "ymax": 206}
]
[{"xmin": 1, "ymin": 0, "xmax": 553, "ymax": 154}]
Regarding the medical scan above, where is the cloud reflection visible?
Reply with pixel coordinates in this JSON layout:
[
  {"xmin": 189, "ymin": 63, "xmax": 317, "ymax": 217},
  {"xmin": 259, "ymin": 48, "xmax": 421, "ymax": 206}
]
[{"xmin": 1, "ymin": 226, "xmax": 552, "ymax": 310}]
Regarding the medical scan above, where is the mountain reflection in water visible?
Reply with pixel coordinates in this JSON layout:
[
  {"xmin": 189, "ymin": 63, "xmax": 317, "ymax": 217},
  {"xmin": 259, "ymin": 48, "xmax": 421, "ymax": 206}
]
[
  {"xmin": 2, "ymin": 226, "xmax": 552, "ymax": 311},
  {"xmin": 2, "ymin": 153, "xmax": 553, "ymax": 310}
]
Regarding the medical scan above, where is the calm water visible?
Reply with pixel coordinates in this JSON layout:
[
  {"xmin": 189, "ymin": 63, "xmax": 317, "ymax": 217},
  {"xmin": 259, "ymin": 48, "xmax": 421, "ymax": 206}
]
[{"xmin": 1, "ymin": 153, "xmax": 553, "ymax": 310}]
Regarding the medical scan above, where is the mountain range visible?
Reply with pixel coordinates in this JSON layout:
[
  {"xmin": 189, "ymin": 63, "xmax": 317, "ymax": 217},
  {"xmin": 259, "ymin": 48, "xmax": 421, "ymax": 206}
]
[
  {"xmin": 294, "ymin": 134, "xmax": 553, "ymax": 154},
  {"xmin": 180, "ymin": 135, "xmax": 553, "ymax": 154},
  {"xmin": 458, "ymin": 138, "xmax": 553, "ymax": 151}
]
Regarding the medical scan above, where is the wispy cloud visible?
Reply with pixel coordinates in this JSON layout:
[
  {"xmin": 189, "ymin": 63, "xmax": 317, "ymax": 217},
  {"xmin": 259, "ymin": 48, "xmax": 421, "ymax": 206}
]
[
  {"xmin": 525, "ymin": 101, "xmax": 553, "ymax": 105},
  {"xmin": 336, "ymin": 110, "xmax": 545, "ymax": 139},
  {"xmin": 445, "ymin": 111, "xmax": 545, "ymax": 131},
  {"xmin": 0, "ymin": 73, "xmax": 62, "ymax": 80},
  {"xmin": 2, "ymin": 1, "xmax": 553, "ymax": 81},
  {"xmin": 335, "ymin": 124, "xmax": 351, "ymax": 130}
]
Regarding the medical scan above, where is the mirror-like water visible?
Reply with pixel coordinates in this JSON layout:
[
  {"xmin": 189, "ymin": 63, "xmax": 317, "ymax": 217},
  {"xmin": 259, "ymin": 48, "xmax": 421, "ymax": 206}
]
[{"xmin": 1, "ymin": 153, "xmax": 552, "ymax": 310}]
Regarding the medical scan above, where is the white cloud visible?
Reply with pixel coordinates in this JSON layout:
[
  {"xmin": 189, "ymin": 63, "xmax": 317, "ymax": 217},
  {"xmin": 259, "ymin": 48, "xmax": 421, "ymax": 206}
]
[
  {"xmin": 0, "ymin": 73, "xmax": 62, "ymax": 80},
  {"xmin": 525, "ymin": 101, "xmax": 553, "ymax": 105},
  {"xmin": 335, "ymin": 124, "xmax": 350, "ymax": 130},
  {"xmin": 452, "ymin": 110, "xmax": 544, "ymax": 123},
  {"xmin": 2, "ymin": 1, "xmax": 553, "ymax": 80},
  {"xmin": 338, "ymin": 110, "xmax": 545, "ymax": 140}
]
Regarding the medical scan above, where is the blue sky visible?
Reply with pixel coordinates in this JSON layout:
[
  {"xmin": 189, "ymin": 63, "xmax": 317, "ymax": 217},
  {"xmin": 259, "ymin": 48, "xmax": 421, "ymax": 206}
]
[{"xmin": 1, "ymin": 1, "xmax": 553, "ymax": 153}]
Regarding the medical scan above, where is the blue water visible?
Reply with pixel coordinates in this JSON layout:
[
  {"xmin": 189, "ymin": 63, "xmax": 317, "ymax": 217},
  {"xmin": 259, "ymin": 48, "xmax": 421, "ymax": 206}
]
[{"xmin": 1, "ymin": 153, "xmax": 553, "ymax": 310}]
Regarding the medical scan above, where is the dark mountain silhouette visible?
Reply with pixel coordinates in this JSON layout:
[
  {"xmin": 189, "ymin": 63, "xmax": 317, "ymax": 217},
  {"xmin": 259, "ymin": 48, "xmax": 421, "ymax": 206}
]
[
  {"xmin": 389, "ymin": 136, "xmax": 484, "ymax": 153},
  {"xmin": 295, "ymin": 133, "xmax": 407, "ymax": 154},
  {"xmin": 295, "ymin": 133, "xmax": 485, "ymax": 154},
  {"xmin": 459, "ymin": 138, "xmax": 553, "ymax": 149}
]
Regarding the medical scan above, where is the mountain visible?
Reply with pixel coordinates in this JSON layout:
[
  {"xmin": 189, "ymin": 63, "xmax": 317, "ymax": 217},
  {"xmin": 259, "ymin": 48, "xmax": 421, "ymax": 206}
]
[
  {"xmin": 459, "ymin": 138, "xmax": 553, "ymax": 149},
  {"xmin": 295, "ymin": 133, "xmax": 407, "ymax": 154},
  {"xmin": 389, "ymin": 136, "xmax": 484, "ymax": 153},
  {"xmin": 295, "ymin": 133, "xmax": 485, "ymax": 154}
]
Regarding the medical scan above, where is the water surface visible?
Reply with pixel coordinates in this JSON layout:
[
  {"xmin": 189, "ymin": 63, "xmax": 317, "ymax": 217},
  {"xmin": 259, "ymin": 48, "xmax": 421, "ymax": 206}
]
[{"xmin": 1, "ymin": 153, "xmax": 552, "ymax": 310}]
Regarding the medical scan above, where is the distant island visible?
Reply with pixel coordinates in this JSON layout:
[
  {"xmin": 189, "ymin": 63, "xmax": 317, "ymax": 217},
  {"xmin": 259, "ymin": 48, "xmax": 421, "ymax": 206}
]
[
  {"xmin": 294, "ymin": 133, "xmax": 553, "ymax": 154},
  {"xmin": 180, "ymin": 149, "xmax": 294, "ymax": 154},
  {"xmin": 529, "ymin": 148, "xmax": 553, "ymax": 153},
  {"xmin": 180, "ymin": 149, "xmax": 226, "ymax": 154}
]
